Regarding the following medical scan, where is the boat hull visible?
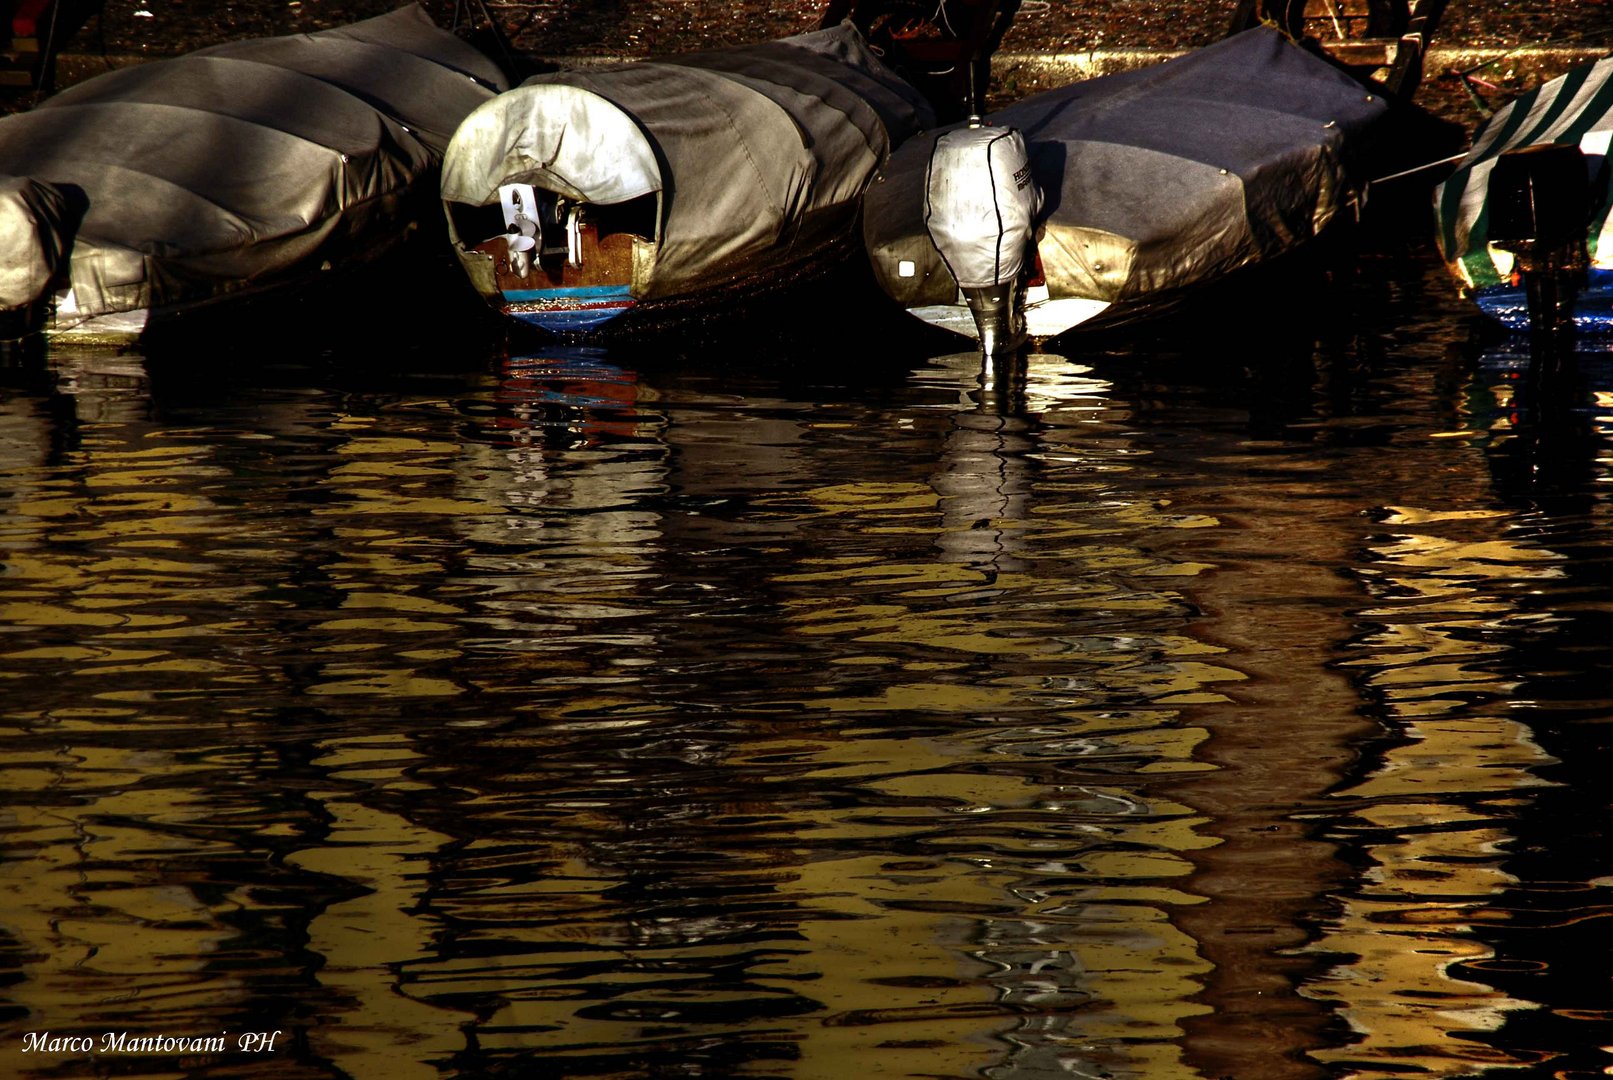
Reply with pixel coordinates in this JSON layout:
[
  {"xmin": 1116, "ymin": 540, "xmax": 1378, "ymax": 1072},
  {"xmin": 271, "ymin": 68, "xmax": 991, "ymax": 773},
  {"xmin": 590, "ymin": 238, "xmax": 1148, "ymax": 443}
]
[
  {"xmin": 504, "ymin": 286, "xmax": 637, "ymax": 333},
  {"xmin": 908, "ymin": 286, "xmax": 1113, "ymax": 341}
]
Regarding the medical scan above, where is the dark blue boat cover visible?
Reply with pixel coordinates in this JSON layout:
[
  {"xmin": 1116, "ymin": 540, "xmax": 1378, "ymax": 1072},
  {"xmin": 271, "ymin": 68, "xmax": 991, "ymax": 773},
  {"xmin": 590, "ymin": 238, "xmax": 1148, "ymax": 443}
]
[{"xmin": 865, "ymin": 27, "xmax": 1387, "ymax": 318}]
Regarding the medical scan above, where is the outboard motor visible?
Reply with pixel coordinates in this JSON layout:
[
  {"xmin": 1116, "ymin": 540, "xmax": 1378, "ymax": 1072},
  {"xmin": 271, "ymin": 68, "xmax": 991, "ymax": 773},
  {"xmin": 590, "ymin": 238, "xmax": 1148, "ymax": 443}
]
[
  {"xmin": 0, "ymin": 176, "xmax": 76, "ymax": 342},
  {"xmin": 1486, "ymin": 142, "xmax": 1590, "ymax": 338},
  {"xmin": 924, "ymin": 125, "xmax": 1040, "ymax": 358}
]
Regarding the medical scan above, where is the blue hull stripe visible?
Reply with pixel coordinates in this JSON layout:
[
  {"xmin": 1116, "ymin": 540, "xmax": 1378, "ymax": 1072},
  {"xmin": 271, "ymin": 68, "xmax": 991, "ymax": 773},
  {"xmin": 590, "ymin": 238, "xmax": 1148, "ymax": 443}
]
[
  {"xmin": 500, "ymin": 283, "xmax": 634, "ymax": 333},
  {"xmin": 511, "ymin": 307, "xmax": 629, "ymax": 332},
  {"xmin": 502, "ymin": 285, "xmax": 632, "ymax": 303}
]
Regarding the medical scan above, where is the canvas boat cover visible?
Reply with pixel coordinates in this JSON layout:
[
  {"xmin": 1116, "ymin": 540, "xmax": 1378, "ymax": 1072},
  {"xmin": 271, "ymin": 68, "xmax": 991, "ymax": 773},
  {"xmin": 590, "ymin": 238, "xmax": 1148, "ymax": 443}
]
[
  {"xmin": 441, "ymin": 23, "xmax": 935, "ymax": 300},
  {"xmin": 865, "ymin": 27, "xmax": 1387, "ymax": 320},
  {"xmin": 0, "ymin": 4, "xmax": 507, "ymax": 324},
  {"xmin": 1435, "ymin": 55, "xmax": 1613, "ymax": 291},
  {"xmin": 925, "ymin": 125, "xmax": 1040, "ymax": 289},
  {"xmin": 0, "ymin": 176, "xmax": 75, "ymax": 314}
]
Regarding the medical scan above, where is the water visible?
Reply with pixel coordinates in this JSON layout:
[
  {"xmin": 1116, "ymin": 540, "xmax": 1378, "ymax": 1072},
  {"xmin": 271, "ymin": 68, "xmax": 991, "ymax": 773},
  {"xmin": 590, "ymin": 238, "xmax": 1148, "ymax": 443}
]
[{"xmin": 1, "ymin": 245, "xmax": 1610, "ymax": 1079}]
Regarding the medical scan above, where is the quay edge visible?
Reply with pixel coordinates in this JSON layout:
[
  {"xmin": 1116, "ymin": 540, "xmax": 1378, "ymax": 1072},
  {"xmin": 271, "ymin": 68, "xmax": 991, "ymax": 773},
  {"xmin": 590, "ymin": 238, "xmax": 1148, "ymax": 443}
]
[{"xmin": 44, "ymin": 43, "xmax": 1609, "ymax": 128}]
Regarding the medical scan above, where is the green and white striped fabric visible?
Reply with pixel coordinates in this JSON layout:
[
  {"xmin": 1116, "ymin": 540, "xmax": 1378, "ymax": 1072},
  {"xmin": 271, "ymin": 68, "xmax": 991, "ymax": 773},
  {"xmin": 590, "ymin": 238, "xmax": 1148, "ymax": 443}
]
[{"xmin": 1435, "ymin": 55, "xmax": 1613, "ymax": 290}]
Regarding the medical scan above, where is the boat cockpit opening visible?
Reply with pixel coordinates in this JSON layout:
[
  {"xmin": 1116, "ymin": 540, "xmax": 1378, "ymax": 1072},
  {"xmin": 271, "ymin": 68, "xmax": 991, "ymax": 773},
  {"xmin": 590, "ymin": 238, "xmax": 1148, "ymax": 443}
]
[
  {"xmin": 450, "ymin": 190, "xmax": 658, "ymax": 260},
  {"xmin": 448, "ymin": 198, "xmax": 514, "ymax": 252},
  {"xmin": 450, "ymin": 183, "xmax": 660, "ymax": 298},
  {"xmin": 580, "ymin": 196, "xmax": 658, "ymax": 250}
]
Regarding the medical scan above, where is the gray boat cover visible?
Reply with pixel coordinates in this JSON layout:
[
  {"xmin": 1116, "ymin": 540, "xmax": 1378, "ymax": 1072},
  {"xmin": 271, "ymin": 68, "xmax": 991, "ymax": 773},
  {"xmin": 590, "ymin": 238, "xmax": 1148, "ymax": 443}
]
[
  {"xmin": 0, "ymin": 4, "xmax": 507, "ymax": 322},
  {"xmin": 442, "ymin": 23, "xmax": 935, "ymax": 300},
  {"xmin": 865, "ymin": 27, "xmax": 1387, "ymax": 317}
]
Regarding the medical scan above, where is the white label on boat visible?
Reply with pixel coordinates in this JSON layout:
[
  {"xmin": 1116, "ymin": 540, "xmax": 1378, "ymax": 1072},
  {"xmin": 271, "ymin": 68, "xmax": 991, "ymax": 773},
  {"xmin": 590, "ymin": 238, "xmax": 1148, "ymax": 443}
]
[
  {"xmin": 498, "ymin": 183, "xmax": 539, "ymax": 232},
  {"xmin": 1580, "ymin": 130, "xmax": 1611, "ymax": 158},
  {"xmin": 898, "ymin": 260, "xmax": 916, "ymax": 278}
]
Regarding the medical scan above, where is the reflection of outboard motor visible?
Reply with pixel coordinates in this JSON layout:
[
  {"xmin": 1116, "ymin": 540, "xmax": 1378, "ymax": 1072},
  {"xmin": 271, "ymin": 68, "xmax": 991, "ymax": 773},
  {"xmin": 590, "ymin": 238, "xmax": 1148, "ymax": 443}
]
[
  {"xmin": 924, "ymin": 125, "xmax": 1040, "ymax": 358},
  {"xmin": 1486, "ymin": 143, "xmax": 1590, "ymax": 338},
  {"xmin": 0, "ymin": 176, "xmax": 77, "ymax": 342}
]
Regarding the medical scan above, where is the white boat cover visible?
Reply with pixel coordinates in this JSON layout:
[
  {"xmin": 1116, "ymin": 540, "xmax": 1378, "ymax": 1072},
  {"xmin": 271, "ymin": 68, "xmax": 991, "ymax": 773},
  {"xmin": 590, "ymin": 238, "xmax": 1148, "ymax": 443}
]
[
  {"xmin": 0, "ymin": 176, "xmax": 74, "ymax": 315},
  {"xmin": 0, "ymin": 4, "xmax": 507, "ymax": 324},
  {"xmin": 925, "ymin": 126, "xmax": 1040, "ymax": 289},
  {"xmin": 865, "ymin": 27, "xmax": 1387, "ymax": 324},
  {"xmin": 441, "ymin": 23, "xmax": 934, "ymax": 300},
  {"xmin": 1435, "ymin": 55, "xmax": 1613, "ymax": 290}
]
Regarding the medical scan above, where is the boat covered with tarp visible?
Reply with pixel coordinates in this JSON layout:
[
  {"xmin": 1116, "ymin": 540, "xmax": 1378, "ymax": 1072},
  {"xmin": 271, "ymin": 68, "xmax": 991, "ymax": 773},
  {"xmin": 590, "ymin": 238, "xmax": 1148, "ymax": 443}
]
[
  {"xmin": 1434, "ymin": 55, "xmax": 1613, "ymax": 335},
  {"xmin": 439, "ymin": 22, "xmax": 935, "ymax": 335},
  {"xmin": 0, "ymin": 4, "xmax": 508, "ymax": 342},
  {"xmin": 862, "ymin": 26, "xmax": 1392, "ymax": 351}
]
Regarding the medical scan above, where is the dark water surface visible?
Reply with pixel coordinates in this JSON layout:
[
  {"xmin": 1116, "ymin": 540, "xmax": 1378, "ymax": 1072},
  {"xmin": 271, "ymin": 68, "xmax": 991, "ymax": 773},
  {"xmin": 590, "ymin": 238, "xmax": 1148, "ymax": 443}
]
[{"xmin": 2, "ymin": 246, "xmax": 1611, "ymax": 1079}]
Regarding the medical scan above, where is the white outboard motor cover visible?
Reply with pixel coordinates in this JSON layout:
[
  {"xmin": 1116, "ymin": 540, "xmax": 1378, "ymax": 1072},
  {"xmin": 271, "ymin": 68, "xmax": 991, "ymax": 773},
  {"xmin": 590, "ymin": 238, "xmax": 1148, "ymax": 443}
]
[{"xmin": 924, "ymin": 125, "xmax": 1040, "ymax": 289}]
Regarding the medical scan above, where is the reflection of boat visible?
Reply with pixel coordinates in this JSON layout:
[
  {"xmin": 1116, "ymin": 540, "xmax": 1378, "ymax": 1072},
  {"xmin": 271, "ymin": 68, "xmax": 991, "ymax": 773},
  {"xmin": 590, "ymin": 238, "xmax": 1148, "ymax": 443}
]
[
  {"xmin": 483, "ymin": 349, "xmax": 647, "ymax": 446},
  {"xmin": 0, "ymin": 5, "xmax": 508, "ymax": 343},
  {"xmin": 439, "ymin": 22, "xmax": 935, "ymax": 335},
  {"xmin": 863, "ymin": 25, "xmax": 1412, "ymax": 353},
  {"xmin": 1433, "ymin": 56, "xmax": 1612, "ymax": 335}
]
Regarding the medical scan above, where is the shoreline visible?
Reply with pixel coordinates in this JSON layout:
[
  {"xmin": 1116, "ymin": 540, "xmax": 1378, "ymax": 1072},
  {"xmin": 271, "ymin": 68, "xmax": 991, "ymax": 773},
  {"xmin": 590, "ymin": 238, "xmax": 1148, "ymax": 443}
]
[
  {"xmin": 47, "ymin": 44, "xmax": 1607, "ymax": 129},
  {"xmin": 23, "ymin": 1, "xmax": 1613, "ymax": 126}
]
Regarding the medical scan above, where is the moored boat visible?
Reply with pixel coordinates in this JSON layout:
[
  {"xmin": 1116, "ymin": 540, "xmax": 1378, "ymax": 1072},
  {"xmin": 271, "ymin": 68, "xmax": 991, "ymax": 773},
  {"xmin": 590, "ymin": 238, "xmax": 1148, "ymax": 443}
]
[
  {"xmin": 1433, "ymin": 55, "xmax": 1613, "ymax": 336},
  {"xmin": 0, "ymin": 5, "xmax": 508, "ymax": 343},
  {"xmin": 862, "ymin": 21, "xmax": 1430, "ymax": 353},
  {"xmin": 438, "ymin": 22, "xmax": 936, "ymax": 336}
]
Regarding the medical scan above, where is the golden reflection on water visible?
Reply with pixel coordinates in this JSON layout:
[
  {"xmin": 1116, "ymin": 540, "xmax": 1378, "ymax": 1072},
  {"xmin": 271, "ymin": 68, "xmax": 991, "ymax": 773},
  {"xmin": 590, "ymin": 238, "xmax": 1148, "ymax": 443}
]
[
  {"xmin": 0, "ymin": 357, "xmax": 456, "ymax": 1078},
  {"xmin": 730, "ymin": 355, "xmax": 1229, "ymax": 1078},
  {"xmin": 1, "ymin": 347, "xmax": 1244, "ymax": 1079},
  {"xmin": 1297, "ymin": 372, "xmax": 1570, "ymax": 1077},
  {"xmin": 4, "ymin": 329, "xmax": 1608, "ymax": 1078},
  {"xmin": 292, "ymin": 735, "xmax": 463, "ymax": 1077},
  {"xmin": 259, "ymin": 350, "xmax": 1229, "ymax": 1079},
  {"xmin": 0, "ymin": 752, "xmax": 242, "ymax": 1041}
]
